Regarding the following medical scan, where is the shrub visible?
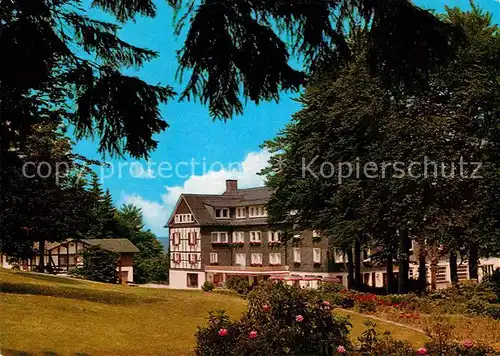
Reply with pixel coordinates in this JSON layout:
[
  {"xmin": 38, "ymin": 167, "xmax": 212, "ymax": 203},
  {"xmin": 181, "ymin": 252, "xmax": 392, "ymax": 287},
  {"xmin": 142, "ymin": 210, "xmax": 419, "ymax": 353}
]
[
  {"xmin": 70, "ymin": 246, "xmax": 118, "ymax": 283},
  {"xmin": 225, "ymin": 276, "xmax": 250, "ymax": 295},
  {"xmin": 355, "ymin": 293, "xmax": 377, "ymax": 313},
  {"xmin": 202, "ymin": 281, "xmax": 215, "ymax": 292},
  {"xmin": 195, "ymin": 281, "xmax": 352, "ymax": 356},
  {"xmin": 425, "ymin": 339, "xmax": 495, "ymax": 356},
  {"xmin": 483, "ymin": 268, "xmax": 500, "ymax": 302},
  {"xmin": 466, "ymin": 298, "xmax": 500, "ymax": 320},
  {"xmin": 355, "ymin": 321, "xmax": 415, "ymax": 355},
  {"xmin": 316, "ymin": 284, "xmax": 351, "ymax": 307},
  {"xmin": 430, "ymin": 281, "xmax": 497, "ymax": 304}
]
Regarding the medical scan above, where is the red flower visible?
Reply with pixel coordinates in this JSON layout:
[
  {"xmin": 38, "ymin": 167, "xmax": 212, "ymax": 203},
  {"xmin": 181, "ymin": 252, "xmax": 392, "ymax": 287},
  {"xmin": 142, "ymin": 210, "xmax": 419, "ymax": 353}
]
[
  {"xmin": 417, "ymin": 347, "xmax": 428, "ymax": 355},
  {"xmin": 249, "ymin": 331, "xmax": 257, "ymax": 339},
  {"xmin": 218, "ymin": 328, "xmax": 228, "ymax": 336},
  {"xmin": 263, "ymin": 304, "xmax": 271, "ymax": 312},
  {"xmin": 295, "ymin": 315, "xmax": 304, "ymax": 322},
  {"xmin": 463, "ymin": 340, "xmax": 473, "ymax": 349},
  {"xmin": 322, "ymin": 301, "xmax": 331, "ymax": 307}
]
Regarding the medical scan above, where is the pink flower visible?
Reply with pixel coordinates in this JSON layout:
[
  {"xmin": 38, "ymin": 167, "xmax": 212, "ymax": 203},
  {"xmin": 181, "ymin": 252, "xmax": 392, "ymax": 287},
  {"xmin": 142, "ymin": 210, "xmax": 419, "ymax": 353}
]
[
  {"xmin": 336, "ymin": 345, "xmax": 346, "ymax": 353},
  {"xmin": 218, "ymin": 328, "xmax": 228, "ymax": 336},
  {"xmin": 295, "ymin": 315, "xmax": 304, "ymax": 322},
  {"xmin": 416, "ymin": 347, "xmax": 428, "ymax": 355},
  {"xmin": 249, "ymin": 331, "xmax": 257, "ymax": 339},
  {"xmin": 263, "ymin": 304, "xmax": 271, "ymax": 312},
  {"xmin": 323, "ymin": 301, "xmax": 331, "ymax": 307},
  {"xmin": 463, "ymin": 340, "xmax": 473, "ymax": 348}
]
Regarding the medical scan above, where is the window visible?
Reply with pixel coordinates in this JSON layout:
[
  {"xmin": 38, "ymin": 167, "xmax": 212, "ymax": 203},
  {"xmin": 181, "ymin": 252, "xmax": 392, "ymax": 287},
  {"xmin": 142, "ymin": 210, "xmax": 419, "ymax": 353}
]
[
  {"xmin": 293, "ymin": 232, "xmax": 302, "ymax": 239},
  {"xmin": 250, "ymin": 231, "xmax": 262, "ymax": 242},
  {"xmin": 248, "ymin": 205, "xmax": 267, "ymax": 218},
  {"xmin": 409, "ymin": 268, "xmax": 414, "ymax": 278},
  {"xmin": 457, "ymin": 265, "xmax": 468, "ymax": 281},
  {"xmin": 59, "ymin": 255, "xmax": 68, "ymax": 265},
  {"xmin": 235, "ymin": 253, "xmax": 246, "ymax": 266},
  {"xmin": 188, "ymin": 232, "xmax": 197, "ymax": 246},
  {"xmin": 175, "ymin": 214, "xmax": 194, "ymax": 223},
  {"xmin": 482, "ymin": 264, "xmax": 495, "ymax": 276},
  {"xmin": 172, "ymin": 232, "xmax": 180, "ymax": 246},
  {"xmin": 188, "ymin": 253, "xmax": 198, "ymax": 264},
  {"xmin": 293, "ymin": 248, "xmax": 301, "ymax": 263},
  {"xmin": 436, "ymin": 266, "xmax": 448, "ymax": 282},
  {"xmin": 312, "ymin": 230, "xmax": 320, "ymax": 238},
  {"xmin": 236, "ymin": 207, "xmax": 246, "ymax": 218},
  {"xmin": 233, "ymin": 231, "xmax": 245, "ymax": 243},
  {"xmin": 215, "ymin": 208, "xmax": 229, "ymax": 219},
  {"xmin": 268, "ymin": 231, "xmax": 280, "ymax": 242},
  {"xmin": 187, "ymin": 273, "xmax": 199, "ymax": 288},
  {"xmin": 251, "ymin": 253, "xmax": 263, "ymax": 265},
  {"xmin": 172, "ymin": 253, "xmax": 181, "ymax": 264},
  {"xmin": 211, "ymin": 232, "xmax": 229, "ymax": 243},
  {"xmin": 210, "ymin": 253, "xmax": 218, "ymax": 264},
  {"xmin": 269, "ymin": 253, "xmax": 281, "ymax": 265},
  {"xmin": 333, "ymin": 247, "xmax": 344, "ymax": 263},
  {"xmin": 313, "ymin": 248, "xmax": 321, "ymax": 264}
]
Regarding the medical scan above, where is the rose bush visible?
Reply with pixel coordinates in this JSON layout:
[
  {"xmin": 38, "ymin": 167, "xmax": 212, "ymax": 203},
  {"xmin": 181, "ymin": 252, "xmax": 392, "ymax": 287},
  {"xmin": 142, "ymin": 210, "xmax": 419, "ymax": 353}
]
[{"xmin": 195, "ymin": 281, "xmax": 352, "ymax": 356}]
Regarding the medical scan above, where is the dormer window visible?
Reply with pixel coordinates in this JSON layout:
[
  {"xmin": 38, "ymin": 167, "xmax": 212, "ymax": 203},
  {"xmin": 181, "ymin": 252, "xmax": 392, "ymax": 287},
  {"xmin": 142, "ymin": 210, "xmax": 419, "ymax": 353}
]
[
  {"xmin": 236, "ymin": 207, "xmax": 246, "ymax": 218},
  {"xmin": 174, "ymin": 214, "xmax": 194, "ymax": 223},
  {"xmin": 215, "ymin": 208, "xmax": 229, "ymax": 219},
  {"xmin": 249, "ymin": 205, "xmax": 267, "ymax": 218}
]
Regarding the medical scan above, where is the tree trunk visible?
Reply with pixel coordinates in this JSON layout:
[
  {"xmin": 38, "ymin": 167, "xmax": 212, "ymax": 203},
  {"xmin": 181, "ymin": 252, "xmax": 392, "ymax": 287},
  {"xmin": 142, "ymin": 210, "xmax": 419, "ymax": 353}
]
[
  {"xmin": 449, "ymin": 250, "xmax": 458, "ymax": 285},
  {"xmin": 469, "ymin": 245, "xmax": 479, "ymax": 281},
  {"xmin": 430, "ymin": 246, "xmax": 438, "ymax": 291},
  {"xmin": 38, "ymin": 239, "xmax": 45, "ymax": 273},
  {"xmin": 354, "ymin": 240, "xmax": 362, "ymax": 289},
  {"xmin": 386, "ymin": 252, "xmax": 394, "ymax": 294},
  {"xmin": 418, "ymin": 238, "xmax": 427, "ymax": 293},
  {"xmin": 347, "ymin": 247, "xmax": 354, "ymax": 290},
  {"xmin": 398, "ymin": 229, "xmax": 410, "ymax": 294}
]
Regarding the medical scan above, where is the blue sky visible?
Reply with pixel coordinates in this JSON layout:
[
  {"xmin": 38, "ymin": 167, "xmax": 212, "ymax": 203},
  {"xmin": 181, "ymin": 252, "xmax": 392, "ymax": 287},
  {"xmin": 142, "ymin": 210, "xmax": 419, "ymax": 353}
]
[{"xmin": 73, "ymin": 0, "xmax": 499, "ymax": 237}]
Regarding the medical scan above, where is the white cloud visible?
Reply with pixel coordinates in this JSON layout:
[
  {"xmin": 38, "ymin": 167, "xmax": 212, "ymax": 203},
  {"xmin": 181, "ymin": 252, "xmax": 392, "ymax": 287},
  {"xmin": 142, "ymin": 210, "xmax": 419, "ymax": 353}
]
[{"xmin": 120, "ymin": 149, "xmax": 271, "ymax": 236}]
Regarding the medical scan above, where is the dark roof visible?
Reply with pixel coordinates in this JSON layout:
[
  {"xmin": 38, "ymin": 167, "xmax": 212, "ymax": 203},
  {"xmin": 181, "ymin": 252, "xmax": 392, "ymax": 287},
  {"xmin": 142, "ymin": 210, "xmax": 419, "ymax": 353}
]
[
  {"xmin": 81, "ymin": 239, "xmax": 140, "ymax": 253},
  {"xmin": 43, "ymin": 238, "xmax": 140, "ymax": 253},
  {"xmin": 168, "ymin": 187, "xmax": 274, "ymax": 227}
]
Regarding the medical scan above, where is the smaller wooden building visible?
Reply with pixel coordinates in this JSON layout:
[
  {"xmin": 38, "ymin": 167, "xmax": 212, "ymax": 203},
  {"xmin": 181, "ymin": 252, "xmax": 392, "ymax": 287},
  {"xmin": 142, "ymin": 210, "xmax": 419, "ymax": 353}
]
[{"xmin": 29, "ymin": 238, "xmax": 140, "ymax": 284}]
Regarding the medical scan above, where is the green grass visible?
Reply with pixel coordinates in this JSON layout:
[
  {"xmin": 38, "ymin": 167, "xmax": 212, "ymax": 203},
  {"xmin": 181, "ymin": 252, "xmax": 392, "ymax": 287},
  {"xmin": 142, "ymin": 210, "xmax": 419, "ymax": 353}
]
[
  {"xmin": 0, "ymin": 269, "xmax": 246, "ymax": 356},
  {"xmin": 1, "ymin": 269, "xmax": 428, "ymax": 355},
  {"xmin": 334, "ymin": 309, "xmax": 429, "ymax": 348}
]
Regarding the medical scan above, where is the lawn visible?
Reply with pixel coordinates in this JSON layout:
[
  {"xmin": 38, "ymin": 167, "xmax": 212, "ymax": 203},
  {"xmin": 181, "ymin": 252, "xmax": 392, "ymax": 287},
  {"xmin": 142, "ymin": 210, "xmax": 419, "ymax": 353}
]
[{"xmin": 1, "ymin": 269, "xmax": 428, "ymax": 355}]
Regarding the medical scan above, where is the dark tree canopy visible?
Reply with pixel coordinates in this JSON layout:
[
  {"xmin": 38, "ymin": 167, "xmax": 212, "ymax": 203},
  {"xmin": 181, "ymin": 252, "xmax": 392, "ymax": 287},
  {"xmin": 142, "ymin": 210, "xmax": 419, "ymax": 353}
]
[
  {"xmin": 171, "ymin": 0, "xmax": 462, "ymax": 119},
  {"xmin": 1, "ymin": 0, "xmax": 174, "ymax": 159}
]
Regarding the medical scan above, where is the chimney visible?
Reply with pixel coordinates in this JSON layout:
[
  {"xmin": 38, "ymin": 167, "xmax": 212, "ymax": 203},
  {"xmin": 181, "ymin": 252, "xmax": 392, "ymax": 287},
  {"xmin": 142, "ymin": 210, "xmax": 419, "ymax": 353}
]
[{"xmin": 225, "ymin": 179, "xmax": 238, "ymax": 192}]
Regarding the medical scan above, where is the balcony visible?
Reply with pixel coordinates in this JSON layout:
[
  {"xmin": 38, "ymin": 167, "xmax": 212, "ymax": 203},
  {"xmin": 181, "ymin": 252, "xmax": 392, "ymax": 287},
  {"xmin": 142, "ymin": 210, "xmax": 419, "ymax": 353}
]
[{"xmin": 205, "ymin": 265, "xmax": 289, "ymax": 274}]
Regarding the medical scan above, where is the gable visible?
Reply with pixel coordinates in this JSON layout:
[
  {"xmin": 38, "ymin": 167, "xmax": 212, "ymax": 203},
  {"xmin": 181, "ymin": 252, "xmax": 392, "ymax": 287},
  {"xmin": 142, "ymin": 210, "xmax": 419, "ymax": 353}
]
[
  {"xmin": 176, "ymin": 198, "xmax": 192, "ymax": 214},
  {"xmin": 167, "ymin": 196, "xmax": 198, "ymax": 226}
]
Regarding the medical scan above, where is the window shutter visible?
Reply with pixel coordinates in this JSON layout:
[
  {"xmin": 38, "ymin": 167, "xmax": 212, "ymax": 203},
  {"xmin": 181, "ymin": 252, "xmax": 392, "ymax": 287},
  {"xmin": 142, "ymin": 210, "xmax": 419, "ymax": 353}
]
[
  {"xmin": 276, "ymin": 253, "xmax": 281, "ymax": 265},
  {"xmin": 188, "ymin": 232, "xmax": 196, "ymax": 245},
  {"xmin": 173, "ymin": 232, "xmax": 180, "ymax": 246}
]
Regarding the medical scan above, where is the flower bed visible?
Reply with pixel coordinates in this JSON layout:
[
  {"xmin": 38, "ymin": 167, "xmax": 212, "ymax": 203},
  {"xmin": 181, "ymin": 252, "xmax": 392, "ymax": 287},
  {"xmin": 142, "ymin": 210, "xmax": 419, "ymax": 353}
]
[{"xmin": 195, "ymin": 281, "xmax": 496, "ymax": 355}]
